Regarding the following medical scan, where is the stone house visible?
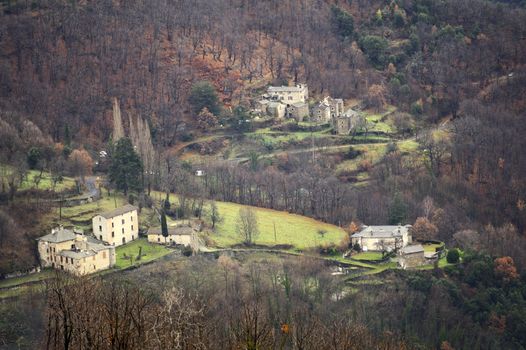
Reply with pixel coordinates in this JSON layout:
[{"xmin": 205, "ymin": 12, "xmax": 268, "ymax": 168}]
[
  {"xmin": 37, "ymin": 227, "xmax": 115, "ymax": 275},
  {"xmin": 312, "ymin": 97, "xmax": 345, "ymax": 123},
  {"xmin": 327, "ymin": 97, "xmax": 344, "ymax": 118},
  {"xmin": 398, "ymin": 244, "xmax": 426, "ymax": 269},
  {"xmin": 147, "ymin": 225, "xmax": 196, "ymax": 247},
  {"xmin": 312, "ymin": 101, "xmax": 331, "ymax": 123},
  {"xmin": 92, "ymin": 204, "xmax": 138, "ymax": 246},
  {"xmin": 286, "ymin": 102, "xmax": 310, "ymax": 121},
  {"xmin": 351, "ymin": 225, "xmax": 412, "ymax": 252},
  {"xmin": 266, "ymin": 84, "xmax": 308, "ymax": 104},
  {"xmin": 266, "ymin": 101, "xmax": 286, "ymax": 119},
  {"xmin": 333, "ymin": 109, "xmax": 363, "ymax": 135}
]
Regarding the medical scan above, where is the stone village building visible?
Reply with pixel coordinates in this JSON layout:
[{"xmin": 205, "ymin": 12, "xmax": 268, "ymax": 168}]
[
  {"xmin": 37, "ymin": 227, "xmax": 115, "ymax": 275},
  {"xmin": 147, "ymin": 225, "xmax": 197, "ymax": 247},
  {"xmin": 398, "ymin": 244, "xmax": 426, "ymax": 269},
  {"xmin": 312, "ymin": 96, "xmax": 345, "ymax": 123},
  {"xmin": 351, "ymin": 225, "xmax": 412, "ymax": 252},
  {"xmin": 92, "ymin": 204, "xmax": 138, "ymax": 247},
  {"xmin": 333, "ymin": 109, "xmax": 363, "ymax": 135}
]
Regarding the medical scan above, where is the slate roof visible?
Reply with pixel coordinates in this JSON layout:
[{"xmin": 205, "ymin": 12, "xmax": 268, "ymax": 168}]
[
  {"xmin": 57, "ymin": 236, "xmax": 111, "ymax": 260},
  {"xmin": 343, "ymin": 108, "xmax": 361, "ymax": 117},
  {"xmin": 268, "ymin": 85, "xmax": 305, "ymax": 93},
  {"xmin": 290, "ymin": 102, "xmax": 308, "ymax": 108},
  {"xmin": 38, "ymin": 228, "xmax": 76, "ymax": 243},
  {"xmin": 58, "ymin": 249, "xmax": 96, "ymax": 259},
  {"xmin": 97, "ymin": 204, "xmax": 138, "ymax": 219},
  {"xmin": 148, "ymin": 226, "xmax": 194, "ymax": 236},
  {"xmin": 352, "ymin": 225, "xmax": 411, "ymax": 239},
  {"xmin": 401, "ymin": 244, "xmax": 425, "ymax": 255}
]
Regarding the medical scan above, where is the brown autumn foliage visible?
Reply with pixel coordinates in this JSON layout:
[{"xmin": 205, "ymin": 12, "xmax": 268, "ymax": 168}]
[
  {"xmin": 67, "ymin": 148, "xmax": 93, "ymax": 180},
  {"xmin": 494, "ymin": 256, "xmax": 519, "ymax": 283},
  {"xmin": 411, "ymin": 217, "xmax": 439, "ymax": 242}
]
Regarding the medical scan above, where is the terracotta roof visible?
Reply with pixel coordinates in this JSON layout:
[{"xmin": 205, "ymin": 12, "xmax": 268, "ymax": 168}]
[{"xmin": 97, "ymin": 204, "xmax": 137, "ymax": 219}]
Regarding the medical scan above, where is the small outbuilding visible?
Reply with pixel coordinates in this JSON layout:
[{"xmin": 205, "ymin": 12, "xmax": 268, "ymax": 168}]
[
  {"xmin": 147, "ymin": 225, "xmax": 196, "ymax": 247},
  {"xmin": 398, "ymin": 244, "xmax": 426, "ymax": 269}
]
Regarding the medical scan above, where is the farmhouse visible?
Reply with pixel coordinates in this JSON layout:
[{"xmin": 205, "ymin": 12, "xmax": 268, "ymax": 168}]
[
  {"xmin": 147, "ymin": 225, "xmax": 196, "ymax": 247},
  {"xmin": 312, "ymin": 97, "xmax": 345, "ymax": 123},
  {"xmin": 398, "ymin": 244, "xmax": 426, "ymax": 269},
  {"xmin": 333, "ymin": 109, "xmax": 363, "ymax": 135},
  {"xmin": 286, "ymin": 102, "xmax": 309, "ymax": 121},
  {"xmin": 266, "ymin": 83, "xmax": 308, "ymax": 104},
  {"xmin": 351, "ymin": 225, "xmax": 412, "ymax": 252},
  {"xmin": 92, "ymin": 204, "xmax": 138, "ymax": 246},
  {"xmin": 266, "ymin": 101, "xmax": 286, "ymax": 119},
  {"xmin": 312, "ymin": 100, "xmax": 331, "ymax": 123},
  {"xmin": 37, "ymin": 227, "xmax": 115, "ymax": 275}
]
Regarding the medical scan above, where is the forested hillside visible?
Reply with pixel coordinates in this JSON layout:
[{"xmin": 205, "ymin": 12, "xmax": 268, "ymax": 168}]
[{"xmin": 1, "ymin": 0, "xmax": 526, "ymax": 349}]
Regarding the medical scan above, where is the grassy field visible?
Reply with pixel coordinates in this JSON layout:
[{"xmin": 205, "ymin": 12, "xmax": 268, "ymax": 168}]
[
  {"xmin": 210, "ymin": 201, "xmax": 347, "ymax": 249},
  {"xmin": 423, "ymin": 242, "xmax": 445, "ymax": 253},
  {"xmin": 363, "ymin": 106, "xmax": 397, "ymax": 134},
  {"xmin": 1, "ymin": 166, "xmax": 76, "ymax": 192},
  {"xmin": 351, "ymin": 251, "xmax": 385, "ymax": 261},
  {"xmin": 0, "ymin": 269, "xmax": 55, "ymax": 289},
  {"xmin": 149, "ymin": 191, "xmax": 347, "ymax": 250},
  {"xmin": 114, "ymin": 238, "xmax": 172, "ymax": 269}
]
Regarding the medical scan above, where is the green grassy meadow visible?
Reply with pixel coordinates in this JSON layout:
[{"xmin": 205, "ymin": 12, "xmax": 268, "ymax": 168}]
[
  {"xmin": 209, "ymin": 201, "xmax": 347, "ymax": 250},
  {"xmin": 1, "ymin": 165, "xmax": 76, "ymax": 192},
  {"xmin": 114, "ymin": 238, "xmax": 172, "ymax": 269}
]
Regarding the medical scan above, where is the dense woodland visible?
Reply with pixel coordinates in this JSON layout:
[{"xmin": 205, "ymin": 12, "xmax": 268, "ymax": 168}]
[{"xmin": 1, "ymin": 0, "xmax": 526, "ymax": 348}]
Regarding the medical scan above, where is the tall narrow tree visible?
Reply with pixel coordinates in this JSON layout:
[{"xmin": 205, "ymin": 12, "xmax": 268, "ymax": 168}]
[{"xmin": 161, "ymin": 210, "xmax": 168, "ymax": 244}]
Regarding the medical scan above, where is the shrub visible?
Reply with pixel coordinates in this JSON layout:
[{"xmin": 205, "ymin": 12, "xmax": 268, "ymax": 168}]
[
  {"xmin": 410, "ymin": 101, "xmax": 423, "ymax": 115},
  {"xmin": 182, "ymin": 245, "xmax": 193, "ymax": 257},
  {"xmin": 446, "ymin": 249, "xmax": 460, "ymax": 264},
  {"xmin": 345, "ymin": 146, "xmax": 363, "ymax": 160}
]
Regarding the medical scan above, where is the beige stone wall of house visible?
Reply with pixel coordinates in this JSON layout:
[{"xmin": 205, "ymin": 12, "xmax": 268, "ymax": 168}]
[
  {"xmin": 352, "ymin": 237, "xmax": 398, "ymax": 251},
  {"xmin": 399, "ymin": 252, "xmax": 426, "ymax": 269},
  {"xmin": 38, "ymin": 240, "xmax": 76, "ymax": 267},
  {"xmin": 92, "ymin": 210, "xmax": 138, "ymax": 246},
  {"xmin": 287, "ymin": 103, "xmax": 309, "ymax": 121},
  {"xmin": 267, "ymin": 84, "xmax": 308, "ymax": 104},
  {"xmin": 60, "ymin": 248, "xmax": 115, "ymax": 275},
  {"xmin": 147, "ymin": 234, "xmax": 192, "ymax": 246},
  {"xmin": 312, "ymin": 105, "xmax": 331, "ymax": 123}
]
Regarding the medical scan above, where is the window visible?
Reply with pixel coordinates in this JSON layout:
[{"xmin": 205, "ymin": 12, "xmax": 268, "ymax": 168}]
[
  {"xmin": 131, "ymin": 216, "xmax": 133, "ymax": 222},
  {"xmin": 288, "ymin": 96, "xmax": 293, "ymax": 100},
  {"xmin": 132, "ymin": 235, "xmax": 134, "ymax": 240},
  {"xmin": 100, "ymin": 235, "xmax": 102, "ymax": 240},
  {"xmin": 122, "ymin": 237, "xmax": 126, "ymax": 244},
  {"xmin": 112, "ymin": 222, "xmax": 114, "ymax": 228},
  {"xmin": 122, "ymin": 228, "xmax": 124, "ymax": 234},
  {"xmin": 131, "ymin": 225, "xmax": 134, "ymax": 231},
  {"xmin": 112, "ymin": 231, "xmax": 114, "ymax": 238},
  {"xmin": 99, "ymin": 225, "xmax": 102, "ymax": 232},
  {"xmin": 122, "ymin": 219, "xmax": 125, "ymax": 224},
  {"xmin": 60, "ymin": 256, "xmax": 63, "ymax": 263},
  {"xmin": 157, "ymin": 237, "xmax": 160, "ymax": 242}
]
